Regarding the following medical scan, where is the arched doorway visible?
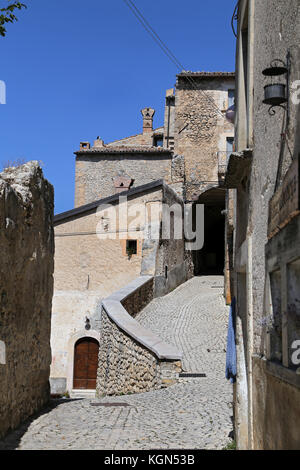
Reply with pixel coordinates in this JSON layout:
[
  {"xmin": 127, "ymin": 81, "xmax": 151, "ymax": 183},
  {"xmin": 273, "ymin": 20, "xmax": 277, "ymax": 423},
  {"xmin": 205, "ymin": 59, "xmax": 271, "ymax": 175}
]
[
  {"xmin": 193, "ymin": 187, "xmax": 225, "ymax": 275},
  {"xmin": 73, "ymin": 337, "xmax": 99, "ymax": 390}
]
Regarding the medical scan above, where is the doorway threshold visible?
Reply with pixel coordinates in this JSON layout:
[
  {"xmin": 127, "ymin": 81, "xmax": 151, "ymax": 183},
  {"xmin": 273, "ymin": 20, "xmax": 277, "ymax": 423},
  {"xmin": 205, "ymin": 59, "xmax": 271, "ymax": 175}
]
[{"xmin": 71, "ymin": 389, "xmax": 96, "ymax": 399}]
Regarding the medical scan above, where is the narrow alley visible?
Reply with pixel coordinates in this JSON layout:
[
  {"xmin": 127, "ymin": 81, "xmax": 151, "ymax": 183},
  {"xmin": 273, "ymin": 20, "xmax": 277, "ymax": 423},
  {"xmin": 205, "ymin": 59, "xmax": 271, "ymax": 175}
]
[{"xmin": 0, "ymin": 276, "xmax": 233, "ymax": 450}]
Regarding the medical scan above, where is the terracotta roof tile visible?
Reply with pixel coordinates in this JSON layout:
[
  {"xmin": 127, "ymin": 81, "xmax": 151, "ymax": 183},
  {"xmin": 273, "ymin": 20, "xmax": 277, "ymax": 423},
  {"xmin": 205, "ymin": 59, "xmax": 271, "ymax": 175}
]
[
  {"xmin": 75, "ymin": 146, "xmax": 172, "ymax": 155},
  {"xmin": 177, "ymin": 71, "xmax": 235, "ymax": 78}
]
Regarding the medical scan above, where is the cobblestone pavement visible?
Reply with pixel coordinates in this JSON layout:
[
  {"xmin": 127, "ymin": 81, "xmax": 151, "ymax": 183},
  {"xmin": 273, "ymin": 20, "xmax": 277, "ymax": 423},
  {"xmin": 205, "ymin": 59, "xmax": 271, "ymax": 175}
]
[{"xmin": 0, "ymin": 276, "xmax": 233, "ymax": 450}]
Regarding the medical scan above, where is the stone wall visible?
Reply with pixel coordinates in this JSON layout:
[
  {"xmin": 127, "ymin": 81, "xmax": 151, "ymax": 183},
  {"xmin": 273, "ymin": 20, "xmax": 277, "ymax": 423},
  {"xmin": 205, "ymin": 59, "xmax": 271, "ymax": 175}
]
[
  {"xmin": 106, "ymin": 127, "xmax": 164, "ymax": 148},
  {"xmin": 154, "ymin": 184, "xmax": 193, "ymax": 296},
  {"xmin": 0, "ymin": 162, "xmax": 54, "ymax": 439},
  {"xmin": 139, "ymin": 184, "xmax": 193, "ymax": 296},
  {"xmin": 163, "ymin": 90, "xmax": 175, "ymax": 150},
  {"xmin": 228, "ymin": 0, "xmax": 300, "ymax": 449},
  {"xmin": 75, "ymin": 151, "xmax": 173, "ymax": 206},
  {"xmin": 174, "ymin": 75, "xmax": 235, "ymax": 200},
  {"xmin": 96, "ymin": 277, "xmax": 182, "ymax": 397},
  {"xmin": 122, "ymin": 277, "xmax": 154, "ymax": 318},
  {"xmin": 252, "ymin": 355, "xmax": 300, "ymax": 450}
]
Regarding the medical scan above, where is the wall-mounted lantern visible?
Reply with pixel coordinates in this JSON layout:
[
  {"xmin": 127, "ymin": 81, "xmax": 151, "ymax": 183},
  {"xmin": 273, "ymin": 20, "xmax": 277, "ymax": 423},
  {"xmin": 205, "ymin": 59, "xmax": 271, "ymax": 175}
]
[
  {"xmin": 263, "ymin": 83, "xmax": 287, "ymax": 106},
  {"xmin": 262, "ymin": 54, "xmax": 290, "ymax": 118}
]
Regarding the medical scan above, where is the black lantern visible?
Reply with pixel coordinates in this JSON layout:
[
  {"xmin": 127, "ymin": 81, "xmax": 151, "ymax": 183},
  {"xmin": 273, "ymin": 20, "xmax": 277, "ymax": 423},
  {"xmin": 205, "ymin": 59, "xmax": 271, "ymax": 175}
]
[
  {"xmin": 262, "ymin": 55, "xmax": 290, "ymax": 117},
  {"xmin": 263, "ymin": 84, "xmax": 287, "ymax": 106},
  {"xmin": 262, "ymin": 62, "xmax": 288, "ymax": 77}
]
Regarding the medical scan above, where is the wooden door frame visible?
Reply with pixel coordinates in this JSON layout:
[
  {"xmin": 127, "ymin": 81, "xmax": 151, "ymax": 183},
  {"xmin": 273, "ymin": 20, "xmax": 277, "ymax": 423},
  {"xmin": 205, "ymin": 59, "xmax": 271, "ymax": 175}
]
[
  {"xmin": 73, "ymin": 337, "xmax": 99, "ymax": 390},
  {"xmin": 66, "ymin": 330, "xmax": 100, "ymax": 393}
]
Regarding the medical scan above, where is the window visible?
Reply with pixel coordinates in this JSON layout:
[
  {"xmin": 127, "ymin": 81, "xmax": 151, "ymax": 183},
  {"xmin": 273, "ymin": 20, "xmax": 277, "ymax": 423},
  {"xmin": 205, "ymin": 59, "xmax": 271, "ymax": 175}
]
[
  {"xmin": 266, "ymin": 252, "xmax": 300, "ymax": 372},
  {"xmin": 126, "ymin": 240, "xmax": 137, "ymax": 256},
  {"xmin": 226, "ymin": 137, "xmax": 234, "ymax": 153},
  {"xmin": 153, "ymin": 136, "xmax": 163, "ymax": 147},
  {"xmin": 228, "ymin": 89, "xmax": 235, "ymax": 107},
  {"xmin": 269, "ymin": 270, "xmax": 282, "ymax": 363}
]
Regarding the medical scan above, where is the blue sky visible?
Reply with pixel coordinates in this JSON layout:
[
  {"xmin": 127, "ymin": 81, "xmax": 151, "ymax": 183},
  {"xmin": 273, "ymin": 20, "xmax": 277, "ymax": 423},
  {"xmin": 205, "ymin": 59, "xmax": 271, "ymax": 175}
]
[{"xmin": 0, "ymin": 0, "xmax": 237, "ymax": 214}]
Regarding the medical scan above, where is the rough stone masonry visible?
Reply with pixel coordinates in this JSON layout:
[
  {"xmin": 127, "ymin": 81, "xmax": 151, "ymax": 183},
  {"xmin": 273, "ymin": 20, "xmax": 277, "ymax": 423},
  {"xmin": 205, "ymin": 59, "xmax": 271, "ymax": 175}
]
[{"xmin": 0, "ymin": 162, "xmax": 54, "ymax": 439}]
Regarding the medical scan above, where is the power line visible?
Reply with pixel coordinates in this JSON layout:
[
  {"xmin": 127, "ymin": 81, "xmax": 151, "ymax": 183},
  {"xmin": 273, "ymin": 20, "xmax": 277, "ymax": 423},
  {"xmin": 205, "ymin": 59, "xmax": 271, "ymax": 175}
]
[
  {"xmin": 123, "ymin": 0, "xmax": 226, "ymax": 119},
  {"xmin": 123, "ymin": 0, "xmax": 183, "ymax": 70},
  {"xmin": 231, "ymin": 1, "xmax": 240, "ymax": 38},
  {"xmin": 122, "ymin": 0, "xmax": 229, "ymax": 120}
]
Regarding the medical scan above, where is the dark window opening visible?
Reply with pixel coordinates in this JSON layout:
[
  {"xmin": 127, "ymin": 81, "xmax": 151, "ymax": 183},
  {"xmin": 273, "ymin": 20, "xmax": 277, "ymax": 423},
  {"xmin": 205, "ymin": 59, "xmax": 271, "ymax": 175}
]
[
  {"xmin": 228, "ymin": 89, "xmax": 235, "ymax": 107},
  {"xmin": 226, "ymin": 137, "xmax": 235, "ymax": 153},
  {"xmin": 126, "ymin": 240, "xmax": 137, "ymax": 256},
  {"xmin": 153, "ymin": 136, "xmax": 163, "ymax": 147},
  {"xmin": 191, "ymin": 190, "xmax": 225, "ymax": 276}
]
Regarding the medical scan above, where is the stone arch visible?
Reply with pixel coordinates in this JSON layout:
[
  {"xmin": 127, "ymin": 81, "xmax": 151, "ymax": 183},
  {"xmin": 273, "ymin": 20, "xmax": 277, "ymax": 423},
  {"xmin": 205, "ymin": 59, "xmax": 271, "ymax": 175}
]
[
  {"xmin": 192, "ymin": 186, "xmax": 226, "ymax": 275},
  {"xmin": 66, "ymin": 329, "xmax": 100, "ymax": 393}
]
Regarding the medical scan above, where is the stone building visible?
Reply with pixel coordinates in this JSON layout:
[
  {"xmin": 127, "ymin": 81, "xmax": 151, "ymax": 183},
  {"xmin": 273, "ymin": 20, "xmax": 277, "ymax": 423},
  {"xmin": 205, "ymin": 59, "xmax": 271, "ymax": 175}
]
[
  {"xmin": 174, "ymin": 71, "xmax": 235, "ymax": 201},
  {"xmin": 174, "ymin": 72, "xmax": 235, "ymax": 286},
  {"xmin": 0, "ymin": 162, "xmax": 54, "ymax": 439},
  {"xmin": 74, "ymin": 108, "xmax": 180, "ymax": 206},
  {"xmin": 50, "ymin": 180, "xmax": 192, "ymax": 396},
  {"xmin": 50, "ymin": 72, "xmax": 234, "ymax": 397},
  {"xmin": 225, "ymin": 0, "xmax": 300, "ymax": 450}
]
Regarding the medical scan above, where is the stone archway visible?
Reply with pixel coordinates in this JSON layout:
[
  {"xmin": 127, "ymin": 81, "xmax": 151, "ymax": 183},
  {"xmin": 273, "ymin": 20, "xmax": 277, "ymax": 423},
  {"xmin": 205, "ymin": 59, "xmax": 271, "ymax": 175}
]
[{"xmin": 193, "ymin": 187, "xmax": 226, "ymax": 275}]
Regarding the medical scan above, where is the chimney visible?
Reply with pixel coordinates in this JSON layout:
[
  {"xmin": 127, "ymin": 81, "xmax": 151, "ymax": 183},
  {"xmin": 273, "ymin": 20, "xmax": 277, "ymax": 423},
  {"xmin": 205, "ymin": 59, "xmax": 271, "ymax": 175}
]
[
  {"xmin": 94, "ymin": 136, "xmax": 105, "ymax": 148},
  {"xmin": 141, "ymin": 107, "xmax": 155, "ymax": 134},
  {"xmin": 79, "ymin": 141, "xmax": 91, "ymax": 150}
]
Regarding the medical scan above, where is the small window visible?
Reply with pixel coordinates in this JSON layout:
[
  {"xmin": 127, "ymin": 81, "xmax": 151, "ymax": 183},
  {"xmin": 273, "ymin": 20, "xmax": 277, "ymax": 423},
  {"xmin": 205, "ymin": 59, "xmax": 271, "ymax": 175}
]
[
  {"xmin": 226, "ymin": 137, "xmax": 234, "ymax": 153},
  {"xmin": 126, "ymin": 240, "xmax": 137, "ymax": 256},
  {"xmin": 153, "ymin": 136, "xmax": 163, "ymax": 147},
  {"xmin": 228, "ymin": 89, "xmax": 235, "ymax": 107}
]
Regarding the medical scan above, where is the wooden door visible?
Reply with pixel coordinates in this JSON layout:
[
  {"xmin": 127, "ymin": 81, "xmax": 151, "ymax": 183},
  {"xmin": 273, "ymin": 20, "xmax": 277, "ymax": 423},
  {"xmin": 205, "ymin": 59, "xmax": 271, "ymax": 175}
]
[{"xmin": 73, "ymin": 338, "xmax": 99, "ymax": 389}]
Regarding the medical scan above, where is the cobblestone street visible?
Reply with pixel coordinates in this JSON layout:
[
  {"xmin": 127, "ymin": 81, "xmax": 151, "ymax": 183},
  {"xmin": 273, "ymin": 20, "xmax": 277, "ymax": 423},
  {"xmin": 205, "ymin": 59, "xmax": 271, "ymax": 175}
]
[{"xmin": 0, "ymin": 276, "xmax": 233, "ymax": 450}]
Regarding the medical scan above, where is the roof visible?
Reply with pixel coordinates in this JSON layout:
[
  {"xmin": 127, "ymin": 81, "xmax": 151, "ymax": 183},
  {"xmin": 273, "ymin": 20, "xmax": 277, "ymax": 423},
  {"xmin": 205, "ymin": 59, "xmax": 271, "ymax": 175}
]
[
  {"xmin": 75, "ymin": 146, "xmax": 172, "ymax": 156},
  {"xmin": 177, "ymin": 71, "xmax": 235, "ymax": 78},
  {"xmin": 54, "ymin": 179, "xmax": 165, "ymax": 224},
  {"xmin": 106, "ymin": 127, "xmax": 164, "ymax": 145}
]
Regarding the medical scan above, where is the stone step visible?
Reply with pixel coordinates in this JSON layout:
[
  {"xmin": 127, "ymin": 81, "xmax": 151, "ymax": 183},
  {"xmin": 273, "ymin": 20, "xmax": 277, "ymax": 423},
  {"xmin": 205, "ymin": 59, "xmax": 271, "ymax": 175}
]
[{"xmin": 70, "ymin": 389, "xmax": 96, "ymax": 399}]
